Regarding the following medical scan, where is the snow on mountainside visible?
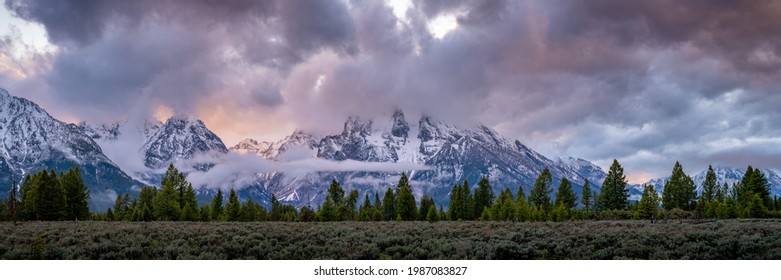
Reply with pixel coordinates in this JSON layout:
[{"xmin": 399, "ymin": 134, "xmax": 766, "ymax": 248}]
[
  {"xmin": 0, "ymin": 88, "xmax": 142, "ymax": 210},
  {"xmin": 235, "ymin": 109, "xmax": 609, "ymax": 208},
  {"xmin": 640, "ymin": 166, "xmax": 781, "ymax": 197},
  {"xmin": 142, "ymin": 116, "xmax": 229, "ymax": 169},
  {"xmin": 81, "ymin": 115, "xmax": 273, "ymax": 206}
]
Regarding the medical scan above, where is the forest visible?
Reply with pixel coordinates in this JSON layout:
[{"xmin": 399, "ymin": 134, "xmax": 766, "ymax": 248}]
[
  {"xmin": 2, "ymin": 160, "xmax": 781, "ymax": 260},
  {"xmin": 2, "ymin": 160, "xmax": 780, "ymax": 223}
]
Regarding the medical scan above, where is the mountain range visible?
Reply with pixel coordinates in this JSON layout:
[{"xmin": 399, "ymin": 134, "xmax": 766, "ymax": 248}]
[
  {"xmin": 0, "ymin": 89, "xmax": 141, "ymax": 210},
  {"xmin": 1, "ymin": 88, "xmax": 780, "ymax": 210}
]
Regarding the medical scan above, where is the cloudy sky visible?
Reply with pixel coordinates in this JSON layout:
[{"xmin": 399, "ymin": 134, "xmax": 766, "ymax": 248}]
[{"xmin": 2, "ymin": 0, "xmax": 781, "ymax": 183}]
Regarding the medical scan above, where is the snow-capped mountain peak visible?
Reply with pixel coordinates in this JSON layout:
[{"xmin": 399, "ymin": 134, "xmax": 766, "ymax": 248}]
[{"xmin": 0, "ymin": 88, "xmax": 141, "ymax": 210}]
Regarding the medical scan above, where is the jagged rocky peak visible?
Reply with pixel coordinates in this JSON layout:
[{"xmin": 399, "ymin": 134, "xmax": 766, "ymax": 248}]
[
  {"xmin": 390, "ymin": 109, "xmax": 409, "ymax": 138},
  {"xmin": 342, "ymin": 116, "xmax": 373, "ymax": 138},
  {"xmin": 418, "ymin": 116, "xmax": 440, "ymax": 142},
  {"xmin": 143, "ymin": 115, "xmax": 229, "ymax": 168}
]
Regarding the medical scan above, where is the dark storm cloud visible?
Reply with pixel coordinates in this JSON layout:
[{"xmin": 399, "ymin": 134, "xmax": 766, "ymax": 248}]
[{"xmin": 4, "ymin": 0, "xmax": 781, "ymax": 178}]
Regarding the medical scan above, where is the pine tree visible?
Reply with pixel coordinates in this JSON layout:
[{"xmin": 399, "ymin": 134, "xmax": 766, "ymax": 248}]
[
  {"xmin": 240, "ymin": 196, "xmax": 258, "ymax": 222},
  {"xmin": 373, "ymin": 192, "xmax": 383, "ymax": 221},
  {"xmin": 318, "ymin": 195, "xmax": 337, "ymax": 221},
  {"xmin": 180, "ymin": 183, "xmax": 199, "ymax": 221},
  {"xmin": 6, "ymin": 176, "xmax": 18, "ymax": 223},
  {"xmin": 36, "ymin": 170, "xmax": 67, "ymax": 221},
  {"xmin": 343, "ymin": 189, "xmax": 359, "ymax": 220},
  {"xmin": 701, "ymin": 165, "xmax": 718, "ymax": 203},
  {"xmin": 554, "ymin": 178, "xmax": 577, "ymax": 210},
  {"xmin": 661, "ymin": 161, "xmax": 696, "ymax": 211},
  {"xmin": 598, "ymin": 159, "xmax": 629, "ymax": 210},
  {"xmin": 473, "ymin": 176, "xmax": 495, "ymax": 219},
  {"xmin": 479, "ymin": 207, "xmax": 492, "ymax": 221},
  {"xmin": 225, "ymin": 189, "xmax": 241, "ymax": 221},
  {"xmin": 426, "ymin": 204, "xmax": 439, "ymax": 222},
  {"xmin": 359, "ymin": 193, "xmax": 373, "ymax": 221},
  {"xmin": 154, "ymin": 177, "xmax": 180, "ymax": 221},
  {"xmin": 19, "ymin": 174, "xmax": 37, "ymax": 220},
  {"xmin": 637, "ymin": 185, "xmax": 659, "ymax": 221},
  {"xmin": 327, "ymin": 179, "xmax": 345, "ymax": 206},
  {"xmin": 61, "ymin": 168, "xmax": 90, "ymax": 220},
  {"xmin": 464, "ymin": 181, "xmax": 475, "ymax": 220},
  {"xmin": 395, "ymin": 173, "xmax": 417, "ymax": 221},
  {"xmin": 493, "ymin": 188, "xmax": 515, "ymax": 221},
  {"xmin": 448, "ymin": 183, "xmax": 462, "ymax": 221},
  {"xmin": 211, "ymin": 189, "xmax": 224, "ymax": 221},
  {"xmin": 113, "ymin": 193, "xmax": 131, "ymax": 221},
  {"xmin": 516, "ymin": 185, "xmax": 528, "ymax": 222},
  {"xmin": 382, "ymin": 187, "xmax": 396, "ymax": 221},
  {"xmin": 529, "ymin": 168, "xmax": 553, "ymax": 212},
  {"xmin": 418, "ymin": 195, "xmax": 434, "ymax": 221},
  {"xmin": 199, "ymin": 204, "xmax": 212, "ymax": 221},
  {"xmin": 580, "ymin": 180, "xmax": 593, "ymax": 212}
]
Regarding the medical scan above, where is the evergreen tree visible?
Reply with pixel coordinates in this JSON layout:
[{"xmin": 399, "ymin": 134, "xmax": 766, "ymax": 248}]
[
  {"xmin": 479, "ymin": 207, "xmax": 492, "ymax": 221},
  {"xmin": 426, "ymin": 204, "xmax": 439, "ymax": 222},
  {"xmin": 211, "ymin": 189, "xmax": 224, "ymax": 221},
  {"xmin": 529, "ymin": 168, "xmax": 553, "ymax": 212},
  {"xmin": 18, "ymin": 174, "xmax": 37, "ymax": 220},
  {"xmin": 327, "ymin": 179, "xmax": 345, "ymax": 206},
  {"xmin": 113, "ymin": 193, "xmax": 131, "ymax": 221},
  {"xmin": 154, "ymin": 177, "xmax": 180, "ymax": 221},
  {"xmin": 395, "ymin": 173, "xmax": 417, "ymax": 221},
  {"xmin": 199, "ymin": 204, "xmax": 212, "ymax": 221},
  {"xmin": 463, "ymin": 180, "xmax": 475, "ymax": 220},
  {"xmin": 701, "ymin": 165, "xmax": 718, "ymax": 203},
  {"xmin": 661, "ymin": 161, "xmax": 696, "ymax": 211},
  {"xmin": 225, "ymin": 189, "xmax": 241, "ymax": 221},
  {"xmin": 736, "ymin": 167, "xmax": 771, "ymax": 208},
  {"xmin": 61, "ymin": 168, "xmax": 90, "ymax": 220},
  {"xmin": 270, "ymin": 193, "xmax": 283, "ymax": 221},
  {"xmin": 240, "ymin": 196, "xmax": 258, "ymax": 222},
  {"xmin": 359, "ymin": 193, "xmax": 373, "ymax": 221},
  {"xmin": 343, "ymin": 189, "xmax": 359, "ymax": 220},
  {"xmin": 35, "ymin": 170, "xmax": 67, "ymax": 220},
  {"xmin": 448, "ymin": 183, "xmax": 462, "ymax": 221},
  {"xmin": 180, "ymin": 183, "xmax": 199, "ymax": 221},
  {"xmin": 748, "ymin": 194, "xmax": 768, "ymax": 218},
  {"xmin": 637, "ymin": 185, "xmax": 659, "ymax": 221},
  {"xmin": 373, "ymin": 192, "xmax": 383, "ymax": 221},
  {"xmin": 580, "ymin": 180, "xmax": 593, "ymax": 212},
  {"xmin": 318, "ymin": 196, "xmax": 337, "ymax": 221},
  {"xmin": 598, "ymin": 159, "xmax": 629, "ymax": 210},
  {"xmin": 418, "ymin": 195, "xmax": 434, "ymax": 221},
  {"xmin": 492, "ymin": 188, "xmax": 515, "ymax": 221},
  {"xmin": 554, "ymin": 178, "xmax": 577, "ymax": 210},
  {"xmin": 473, "ymin": 176, "xmax": 495, "ymax": 219},
  {"xmin": 516, "ymin": 185, "xmax": 528, "ymax": 222},
  {"xmin": 299, "ymin": 205, "xmax": 316, "ymax": 222},
  {"xmin": 382, "ymin": 187, "xmax": 396, "ymax": 221},
  {"xmin": 6, "ymin": 177, "xmax": 18, "ymax": 222}
]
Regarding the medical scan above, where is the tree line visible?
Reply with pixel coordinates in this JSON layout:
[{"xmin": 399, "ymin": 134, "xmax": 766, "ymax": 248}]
[
  {"xmin": 0, "ymin": 168, "xmax": 90, "ymax": 221},
  {"xmin": 3, "ymin": 160, "xmax": 780, "ymax": 222}
]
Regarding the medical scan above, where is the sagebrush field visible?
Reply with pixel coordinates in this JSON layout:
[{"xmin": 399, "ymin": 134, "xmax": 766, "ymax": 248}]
[{"xmin": 2, "ymin": 220, "xmax": 781, "ymax": 260}]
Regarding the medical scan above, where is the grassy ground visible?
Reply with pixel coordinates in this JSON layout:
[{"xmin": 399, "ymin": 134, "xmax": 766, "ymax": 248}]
[{"xmin": 1, "ymin": 220, "xmax": 780, "ymax": 259}]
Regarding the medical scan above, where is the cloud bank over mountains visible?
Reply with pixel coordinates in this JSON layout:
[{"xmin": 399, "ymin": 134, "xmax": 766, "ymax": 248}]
[{"xmin": 3, "ymin": 0, "xmax": 781, "ymax": 180}]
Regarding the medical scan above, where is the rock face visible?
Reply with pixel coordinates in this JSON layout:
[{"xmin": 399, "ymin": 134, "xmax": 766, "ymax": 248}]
[
  {"xmin": 233, "ymin": 110, "xmax": 610, "ymax": 208},
  {"xmin": 0, "ymin": 89, "xmax": 142, "ymax": 210}
]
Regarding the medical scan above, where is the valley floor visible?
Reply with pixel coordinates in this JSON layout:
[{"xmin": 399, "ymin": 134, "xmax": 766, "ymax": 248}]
[{"xmin": 1, "ymin": 220, "xmax": 780, "ymax": 260}]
